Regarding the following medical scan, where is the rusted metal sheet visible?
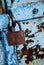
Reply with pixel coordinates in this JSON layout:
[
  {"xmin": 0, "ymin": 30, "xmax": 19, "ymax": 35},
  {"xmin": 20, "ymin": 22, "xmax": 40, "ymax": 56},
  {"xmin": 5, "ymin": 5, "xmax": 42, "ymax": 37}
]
[{"xmin": 16, "ymin": 17, "xmax": 44, "ymax": 65}]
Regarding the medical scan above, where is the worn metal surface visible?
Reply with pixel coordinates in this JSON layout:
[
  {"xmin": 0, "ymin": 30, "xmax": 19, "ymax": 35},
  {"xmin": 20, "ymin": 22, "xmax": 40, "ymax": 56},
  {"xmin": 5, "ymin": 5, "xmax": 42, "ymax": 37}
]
[
  {"xmin": 0, "ymin": 0, "xmax": 44, "ymax": 65},
  {"xmin": 16, "ymin": 17, "xmax": 44, "ymax": 65}
]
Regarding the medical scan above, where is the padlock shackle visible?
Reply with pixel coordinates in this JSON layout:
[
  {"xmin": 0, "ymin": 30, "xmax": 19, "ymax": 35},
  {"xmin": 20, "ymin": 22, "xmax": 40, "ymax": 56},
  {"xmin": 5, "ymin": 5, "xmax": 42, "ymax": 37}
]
[
  {"xmin": 16, "ymin": 21, "xmax": 22, "ymax": 30},
  {"xmin": 8, "ymin": 20, "xmax": 22, "ymax": 32}
]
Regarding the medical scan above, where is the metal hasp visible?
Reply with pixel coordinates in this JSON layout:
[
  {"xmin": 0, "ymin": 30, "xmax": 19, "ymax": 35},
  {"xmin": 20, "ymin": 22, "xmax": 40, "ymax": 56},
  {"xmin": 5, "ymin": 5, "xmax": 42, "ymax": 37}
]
[
  {"xmin": 10, "ymin": 2, "xmax": 44, "ymax": 21},
  {"xmin": 1, "ymin": 0, "xmax": 44, "ymax": 21}
]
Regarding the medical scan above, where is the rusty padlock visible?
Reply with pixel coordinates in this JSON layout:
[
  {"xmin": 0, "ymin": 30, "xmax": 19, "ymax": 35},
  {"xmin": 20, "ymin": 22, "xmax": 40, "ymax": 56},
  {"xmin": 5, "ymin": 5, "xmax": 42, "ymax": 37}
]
[{"xmin": 7, "ymin": 21, "xmax": 25, "ymax": 45}]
